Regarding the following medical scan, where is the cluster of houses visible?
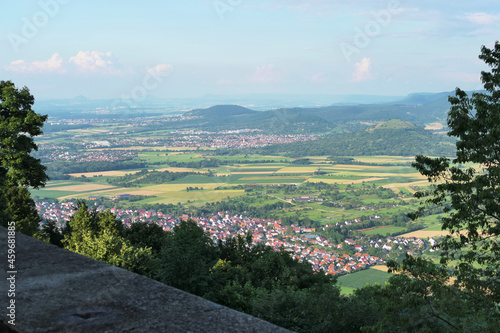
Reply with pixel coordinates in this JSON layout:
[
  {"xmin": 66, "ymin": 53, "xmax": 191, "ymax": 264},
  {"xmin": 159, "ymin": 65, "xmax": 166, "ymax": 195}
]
[{"xmin": 36, "ymin": 201, "xmax": 439, "ymax": 275}]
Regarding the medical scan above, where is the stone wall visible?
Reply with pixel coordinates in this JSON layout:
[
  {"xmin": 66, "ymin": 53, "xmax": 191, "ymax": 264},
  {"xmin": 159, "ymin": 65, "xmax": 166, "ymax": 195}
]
[{"xmin": 0, "ymin": 227, "xmax": 291, "ymax": 332}]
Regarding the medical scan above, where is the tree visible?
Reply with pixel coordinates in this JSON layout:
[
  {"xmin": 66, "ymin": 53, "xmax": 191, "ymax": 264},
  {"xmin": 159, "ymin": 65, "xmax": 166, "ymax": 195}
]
[
  {"xmin": 156, "ymin": 220, "xmax": 217, "ymax": 296},
  {"xmin": 63, "ymin": 200, "xmax": 123, "ymax": 250},
  {"xmin": 0, "ymin": 81, "xmax": 48, "ymax": 235},
  {"xmin": 412, "ymin": 42, "xmax": 500, "ymax": 300}
]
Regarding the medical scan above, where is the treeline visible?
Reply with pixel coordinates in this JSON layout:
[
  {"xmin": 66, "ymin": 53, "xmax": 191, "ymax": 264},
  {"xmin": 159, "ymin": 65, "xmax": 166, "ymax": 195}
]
[
  {"xmin": 166, "ymin": 159, "xmax": 220, "ymax": 169},
  {"xmin": 107, "ymin": 169, "xmax": 195, "ymax": 187},
  {"xmin": 47, "ymin": 160, "xmax": 147, "ymax": 178},
  {"xmin": 327, "ymin": 156, "xmax": 411, "ymax": 166},
  {"xmin": 192, "ymin": 198, "xmax": 292, "ymax": 220}
]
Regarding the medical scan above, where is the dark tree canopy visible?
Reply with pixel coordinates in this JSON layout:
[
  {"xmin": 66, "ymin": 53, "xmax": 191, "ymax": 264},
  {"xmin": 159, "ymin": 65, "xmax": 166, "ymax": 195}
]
[
  {"xmin": 0, "ymin": 81, "xmax": 48, "ymax": 234},
  {"xmin": 412, "ymin": 42, "xmax": 500, "ymax": 299}
]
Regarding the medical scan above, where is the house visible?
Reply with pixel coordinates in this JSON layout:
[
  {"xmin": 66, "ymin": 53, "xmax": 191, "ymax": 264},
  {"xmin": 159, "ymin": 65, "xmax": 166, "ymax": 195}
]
[{"xmin": 344, "ymin": 239, "xmax": 355, "ymax": 245}]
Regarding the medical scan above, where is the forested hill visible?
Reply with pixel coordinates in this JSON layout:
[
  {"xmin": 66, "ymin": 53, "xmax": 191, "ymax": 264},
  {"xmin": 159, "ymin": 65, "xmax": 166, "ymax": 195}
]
[
  {"xmin": 259, "ymin": 120, "xmax": 456, "ymax": 157},
  {"xmin": 178, "ymin": 91, "xmax": 467, "ymax": 134},
  {"xmin": 186, "ymin": 105, "xmax": 258, "ymax": 117}
]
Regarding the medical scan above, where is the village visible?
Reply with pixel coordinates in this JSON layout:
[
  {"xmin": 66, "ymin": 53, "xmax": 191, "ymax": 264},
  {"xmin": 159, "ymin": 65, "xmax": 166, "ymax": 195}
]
[{"xmin": 36, "ymin": 200, "xmax": 434, "ymax": 276}]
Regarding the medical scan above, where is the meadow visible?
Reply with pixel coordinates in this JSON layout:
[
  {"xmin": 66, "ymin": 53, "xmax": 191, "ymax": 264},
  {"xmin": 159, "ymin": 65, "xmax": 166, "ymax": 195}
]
[{"xmin": 337, "ymin": 268, "xmax": 392, "ymax": 291}]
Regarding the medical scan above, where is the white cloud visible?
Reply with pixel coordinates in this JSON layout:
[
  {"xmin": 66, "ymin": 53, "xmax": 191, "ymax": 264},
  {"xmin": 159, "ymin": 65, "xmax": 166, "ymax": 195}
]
[
  {"xmin": 352, "ymin": 57, "xmax": 373, "ymax": 82},
  {"xmin": 4, "ymin": 53, "xmax": 65, "ymax": 73},
  {"xmin": 310, "ymin": 72, "xmax": 326, "ymax": 82},
  {"xmin": 465, "ymin": 12, "xmax": 500, "ymax": 25},
  {"xmin": 69, "ymin": 51, "xmax": 121, "ymax": 74},
  {"xmin": 146, "ymin": 64, "xmax": 173, "ymax": 75},
  {"xmin": 250, "ymin": 64, "xmax": 282, "ymax": 83}
]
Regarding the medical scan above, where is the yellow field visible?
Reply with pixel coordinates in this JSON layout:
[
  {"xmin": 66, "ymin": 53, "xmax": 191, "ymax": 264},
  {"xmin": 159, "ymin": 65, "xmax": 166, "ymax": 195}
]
[
  {"xmin": 354, "ymin": 156, "xmax": 417, "ymax": 163},
  {"xmin": 400, "ymin": 230, "xmax": 462, "ymax": 238},
  {"xmin": 146, "ymin": 183, "xmax": 226, "ymax": 192},
  {"xmin": 275, "ymin": 166, "xmax": 319, "ymax": 173},
  {"xmin": 307, "ymin": 177, "xmax": 386, "ymax": 184},
  {"xmin": 306, "ymin": 178, "xmax": 350, "ymax": 184},
  {"xmin": 425, "ymin": 123, "xmax": 444, "ymax": 130},
  {"xmin": 69, "ymin": 170, "xmax": 141, "ymax": 177},
  {"xmin": 231, "ymin": 171, "xmax": 277, "ymax": 175},
  {"xmin": 383, "ymin": 180, "xmax": 429, "ymax": 193},
  {"xmin": 345, "ymin": 172, "xmax": 427, "ymax": 178},
  {"xmin": 325, "ymin": 165, "xmax": 379, "ymax": 170},
  {"xmin": 371, "ymin": 265, "xmax": 390, "ymax": 273},
  {"xmin": 239, "ymin": 176, "xmax": 309, "ymax": 181},
  {"xmin": 69, "ymin": 167, "xmax": 207, "ymax": 178}
]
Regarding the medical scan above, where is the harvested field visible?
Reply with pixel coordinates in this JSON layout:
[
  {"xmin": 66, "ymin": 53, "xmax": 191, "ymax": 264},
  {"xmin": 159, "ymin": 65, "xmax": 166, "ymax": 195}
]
[
  {"xmin": 338, "ymin": 177, "xmax": 387, "ymax": 184},
  {"xmin": 327, "ymin": 165, "xmax": 379, "ymax": 170},
  {"xmin": 230, "ymin": 171, "xmax": 277, "ymax": 175},
  {"xmin": 275, "ymin": 167, "xmax": 318, "ymax": 173},
  {"xmin": 400, "ymin": 230, "xmax": 466, "ymax": 238},
  {"xmin": 307, "ymin": 177, "xmax": 386, "ymax": 184},
  {"xmin": 69, "ymin": 170, "xmax": 141, "ymax": 177},
  {"xmin": 383, "ymin": 180, "xmax": 429, "ymax": 188},
  {"xmin": 146, "ymin": 183, "xmax": 225, "ymax": 191},
  {"xmin": 371, "ymin": 265, "xmax": 390, "ymax": 273},
  {"xmin": 354, "ymin": 156, "xmax": 417, "ymax": 164},
  {"xmin": 425, "ymin": 122, "xmax": 444, "ymax": 130},
  {"xmin": 55, "ymin": 187, "xmax": 131, "ymax": 200},
  {"xmin": 69, "ymin": 167, "xmax": 207, "ymax": 178}
]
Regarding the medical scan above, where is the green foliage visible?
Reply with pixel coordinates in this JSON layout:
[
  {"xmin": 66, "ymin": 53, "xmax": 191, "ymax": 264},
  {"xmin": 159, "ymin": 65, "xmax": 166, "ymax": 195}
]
[
  {"xmin": 412, "ymin": 42, "xmax": 500, "ymax": 300},
  {"xmin": 73, "ymin": 229, "xmax": 156, "ymax": 277},
  {"xmin": 60, "ymin": 201, "xmax": 156, "ymax": 277},
  {"xmin": 47, "ymin": 160, "xmax": 147, "ymax": 176},
  {"xmin": 260, "ymin": 125, "xmax": 455, "ymax": 157},
  {"xmin": 0, "ymin": 81, "xmax": 48, "ymax": 235},
  {"xmin": 5, "ymin": 185, "xmax": 41, "ymax": 236},
  {"xmin": 156, "ymin": 220, "xmax": 218, "ymax": 296},
  {"xmin": 39, "ymin": 220, "xmax": 64, "ymax": 247},
  {"xmin": 353, "ymin": 256, "xmax": 500, "ymax": 332},
  {"xmin": 107, "ymin": 169, "xmax": 195, "ymax": 187},
  {"xmin": 63, "ymin": 200, "xmax": 123, "ymax": 249},
  {"xmin": 123, "ymin": 221, "xmax": 167, "ymax": 256}
]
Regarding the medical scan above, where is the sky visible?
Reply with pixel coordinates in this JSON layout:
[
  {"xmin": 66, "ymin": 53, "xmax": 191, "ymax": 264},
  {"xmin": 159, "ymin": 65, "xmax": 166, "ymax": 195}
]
[{"xmin": 0, "ymin": 0, "xmax": 499, "ymax": 100}]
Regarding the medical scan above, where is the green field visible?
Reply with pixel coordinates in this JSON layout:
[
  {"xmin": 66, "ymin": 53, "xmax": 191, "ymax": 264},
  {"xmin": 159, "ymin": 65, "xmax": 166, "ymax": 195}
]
[
  {"xmin": 337, "ymin": 269, "xmax": 392, "ymax": 291},
  {"xmin": 361, "ymin": 226, "xmax": 407, "ymax": 236}
]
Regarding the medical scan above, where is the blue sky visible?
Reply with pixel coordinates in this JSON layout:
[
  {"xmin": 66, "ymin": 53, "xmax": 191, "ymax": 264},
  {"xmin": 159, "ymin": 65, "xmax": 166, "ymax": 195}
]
[{"xmin": 0, "ymin": 0, "xmax": 498, "ymax": 99}]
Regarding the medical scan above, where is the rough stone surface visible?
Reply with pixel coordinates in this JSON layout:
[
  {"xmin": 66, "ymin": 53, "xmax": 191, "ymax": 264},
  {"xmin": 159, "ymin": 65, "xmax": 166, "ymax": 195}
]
[{"xmin": 0, "ymin": 227, "xmax": 292, "ymax": 332}]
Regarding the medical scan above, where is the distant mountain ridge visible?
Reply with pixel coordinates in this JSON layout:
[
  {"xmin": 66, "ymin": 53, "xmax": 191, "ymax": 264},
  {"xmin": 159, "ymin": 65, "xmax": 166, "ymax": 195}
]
[
  {"xmin": 180, "ymin": 91, "xmax": 464, "ymax": 133},
  {"xmin": 186, "ymin": 105, "xmax": 258, "ymax": 117}
]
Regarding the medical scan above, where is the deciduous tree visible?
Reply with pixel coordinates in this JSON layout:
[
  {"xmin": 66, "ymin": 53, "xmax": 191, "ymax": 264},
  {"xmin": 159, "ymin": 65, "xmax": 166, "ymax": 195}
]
[
  {"xmin": 412, "ymin": 42, "xmax": 500, "ymax": 300},
  {"xmin": 0, "ymin": 81, "xmax": 48, "ymax": 235}
]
